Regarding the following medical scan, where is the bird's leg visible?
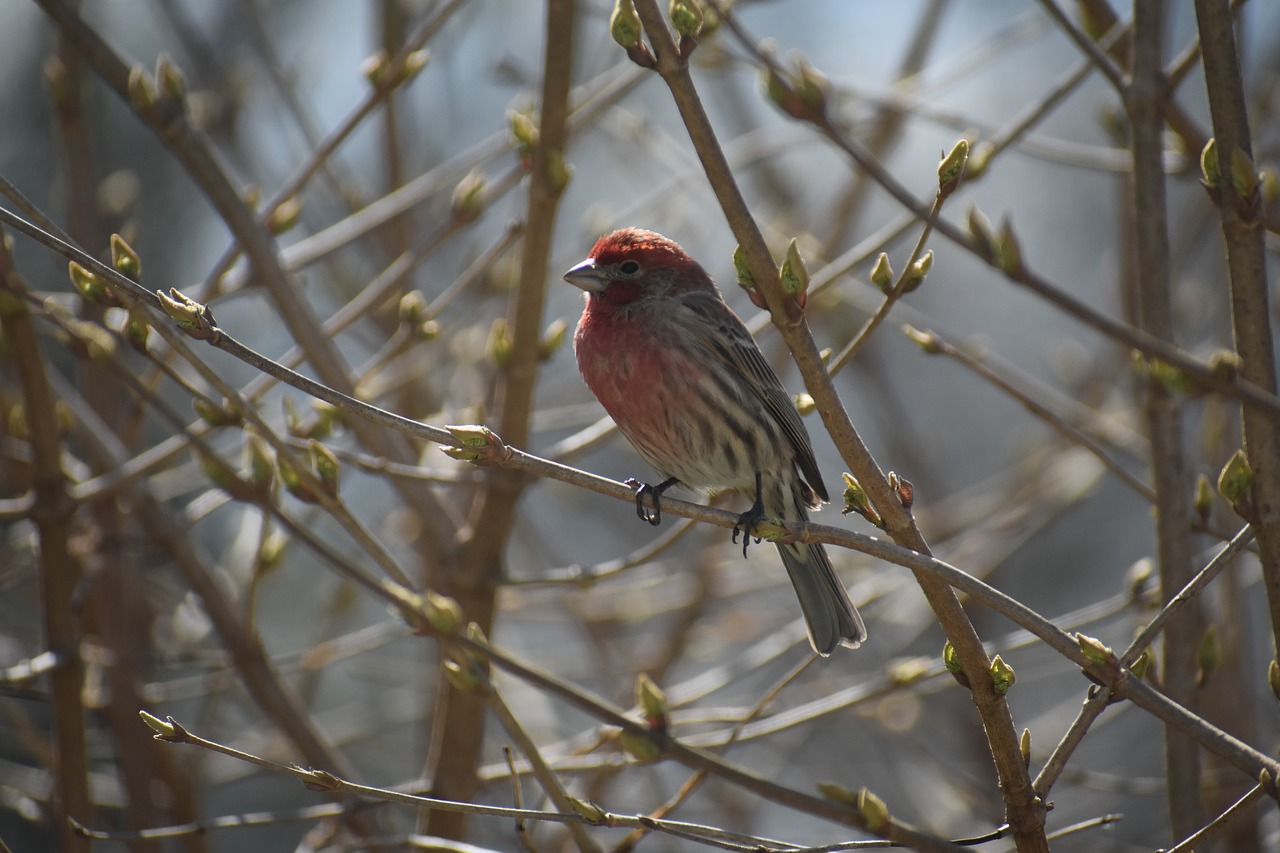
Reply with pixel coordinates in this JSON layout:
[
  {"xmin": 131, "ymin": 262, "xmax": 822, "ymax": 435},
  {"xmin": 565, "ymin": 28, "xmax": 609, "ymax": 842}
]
[
  {"xmin": 624, "ymin": 476, "xmax": 679, "ymax": 526},
  {"xmin": 732, "ymin": 472, "xmax": 766, "ymax": 557}
]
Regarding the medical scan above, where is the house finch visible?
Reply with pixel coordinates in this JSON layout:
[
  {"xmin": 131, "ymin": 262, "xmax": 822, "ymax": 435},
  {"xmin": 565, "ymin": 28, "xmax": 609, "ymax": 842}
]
[{"xmin": 564, "ymin": 228, "xmax": 866, "ymax": 654}]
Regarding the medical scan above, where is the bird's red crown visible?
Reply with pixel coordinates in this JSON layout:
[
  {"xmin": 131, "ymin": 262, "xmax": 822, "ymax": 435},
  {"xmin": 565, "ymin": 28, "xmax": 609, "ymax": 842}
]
[{"xmin": 588, "ymin": 228, "xmax": 695, "ymax": 269}]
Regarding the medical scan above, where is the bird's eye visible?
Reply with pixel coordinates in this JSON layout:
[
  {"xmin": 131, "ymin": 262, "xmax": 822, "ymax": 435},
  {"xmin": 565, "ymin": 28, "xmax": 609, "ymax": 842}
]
[{"xmin": 618, "ymin": 260, "xmax": 641, "ymax": 275}]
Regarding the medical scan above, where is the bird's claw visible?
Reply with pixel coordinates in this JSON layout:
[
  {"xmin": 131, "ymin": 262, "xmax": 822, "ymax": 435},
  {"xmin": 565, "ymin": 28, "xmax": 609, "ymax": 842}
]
[
  {"xmin": 732, "ymin": 504, "xmax": 766, "ymax": 558},
  {"xmin": 733, "ymin": 471, "xmax": 766, "ymax": 557},
  {"xmin": 626, "ymin": 478, "xmax": 663, "ymax": 526}
]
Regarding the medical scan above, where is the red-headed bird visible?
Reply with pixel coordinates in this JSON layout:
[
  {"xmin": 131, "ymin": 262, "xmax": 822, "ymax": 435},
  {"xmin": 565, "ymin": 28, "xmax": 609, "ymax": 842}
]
[{"xmin": 564, "ymin": 228, "xmax": 865, "ymax": 654}]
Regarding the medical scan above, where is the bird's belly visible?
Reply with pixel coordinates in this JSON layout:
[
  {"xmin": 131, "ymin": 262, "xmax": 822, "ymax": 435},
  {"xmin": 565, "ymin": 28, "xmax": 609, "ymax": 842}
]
[{"xmin": 582, "ymin": 349, "xmax": 776, "ymax": 493}]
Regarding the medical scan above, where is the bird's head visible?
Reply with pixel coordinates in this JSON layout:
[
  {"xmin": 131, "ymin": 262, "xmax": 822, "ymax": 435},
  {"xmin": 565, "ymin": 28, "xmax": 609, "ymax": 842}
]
[{"xmin": 563, "ymin": 228, "xmax": 708, "ymax": 306}]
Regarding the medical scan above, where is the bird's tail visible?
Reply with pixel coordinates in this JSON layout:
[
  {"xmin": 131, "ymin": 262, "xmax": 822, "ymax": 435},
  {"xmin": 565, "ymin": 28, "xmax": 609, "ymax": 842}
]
[{"xmin": 769, "ymin": 479, "xmax": 866, "ymax": 655}]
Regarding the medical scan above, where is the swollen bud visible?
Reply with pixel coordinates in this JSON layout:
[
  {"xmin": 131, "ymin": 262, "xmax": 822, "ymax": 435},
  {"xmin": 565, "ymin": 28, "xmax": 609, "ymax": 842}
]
[
  {"xmin": 398, "ymin": 50, "xmax": 430, "ymax": 86},
  {"xmin": 425, "ymin": 589, "xmax": 464, "ymax": 633},
  {"xmin": 110, "ymin": 234, "xmax": 141, "ymax": 280},
  {"xmin": 610, "ymin": 0, "xmax": 643, "ymax": 48},
  {"xmin": 244, "ymin": 429, "xmax": 274, "ymax": 492},
  {"xmin": 487, "ymin": 317, "xmax": 512, "ymax": 366},
  {"xmin": 308, "ymin": 402, "xmax": 339, "ymax": 441},
  {"xmin": 993, "ymin": 218, "xmax": 1023, "ymax": 275},
  {"xmin": 937, "ymin": 139, "xmax": 969, "ymax": 196},
  {"xmin": 620, "ymin": 729, "xmax": 664, "ymax": 763},
  {"xmin": 733, "ymin": 245, "xmax": 767, "ymax": 310},
  {"xmin": 544, "ymin": 148, "xmax": 572, "ymax": 193},
  {"xmin": 283, "ymin": 395, "xmax": 304, "ymax": 437},
  {"xmin": 154, "ymin": 53, "xmax": 187, "ymax": 103},
  {"xmin": 1217, "ymin": 449, "xmax": 1254, "ymax": 521},
  {"xmin": 310, "ymin": 439, "xmax": 340, "ymax": 499},
  {"xmin": 1207, "ymin": 349, "xmax": 1242, "ymax": 383},
  {"xmin": 124, "ymin": 306, "xmax": 150, "ymax": 352},
  {"xmin": 732, "ymin": 244, "xmax": 754, "ymax": 289},
  {"xmin": 904, "ymin": 250, "xmax": 932, "ymax": 293},
  {"xmin": 1268, "ymin": 659, "xmax": 1280, "ymax": 702},
  {"xmin": 967, "ymin": 141, "xmax": 994, "ymax": 180},
  {"xmin": 567, "ymin": 797, "xmax": 609, "ymax": 824},
  {"xmin": 669, "ymin": 0, "xmax": 704, "ymax": 41},
  {"xmin": 1200, "ymin": 138, "xmax": 1220, "ymax": 194},
  {"xmin": 1076, "ymin": 633, "xmax": 1115, "ymax": 667},
  {"xmin": 1129, "ymin": 648, "xmax": 1153, "ymax": 681},
  {"xmin": 442, "ymin": 659, "xmax": 483, "ymax": 692},
  {"xmin": 966, "ymin": 205, "xmax": 996, "ymax": 263},
  {"xmin": 139, "ymin": 710, "xmax": 179, "ymax": 739},
  {"xmin": 869, "ymin": 252, "xmax": 894, "ymax": 295},
  {"xmin": 840, "ymin": 472, "xmax": 883, "ymax": 528},
  {"xmin": 277, "ymin": 455, "xmax": 320, "ymax": 504},
  {"xmin": 1229, "ymin": 145, "xmax": 1262, "ymax": 217},
  {"xmin": 1196, "ymin": 625, "xmax": 1219, "ymax": 687},
  {"xmin": 417, "ymin": 319, "xmax": 441, "ymax": 342},
  {"xmin": 816, "ymin": 781, "xmax": 858, "ymax": 806},
  {"xmin": 360, "ymin": 49, "xmax": 391, "ymax": 87},
  {"xmin": 539, "ymin": 318, "xmax": 567, "ymax": 361},
  {"xmin": 507, "ymin": 109, "xmax": 539, "ymax": 158},
  {"xmin": 763, "ymin": 65, "xmax": 795, "ymax": 115},
  {"xmin": 442, "ymin": 423, "xmax": 507, "ymax": 464},
  {"xmin": 794, "ymin": 393, "xmax": 815, "ymax": 416},
  {"xmin": 942, "ymin": 640, "xmax": 965, "ymax": 687},
  {"xmin": 856, "ymin": 788, "xmax": 890, "ymax": 834},
  {"xmin": 1125, "ymin": 557, "xmax": 1155, "ymax": 606},
  {"xmin": 902, "ymin": 324, "xmax": 943, "ymax": 354},
  {"xmin": 193, "ymin": 398, "xmax": 239, "ymax": 427},
  {"xmin": 267, "ymin": 197, "xmax": 303, "ymax": 235},
  {"xmin": 990, "ymin": 655, "xmax": 1015, "ymax": 696},
  {"xmin": 793, "ymin": 56, "xmax": 830, "ymax": 117},
  {"xmin": 635, "ymin": 673, "xmax": 669, "ymax": 731},
  {"xmin": 399, "ymin": 291, "xmax": 427, "ymax": 327},
  {"xmin": 127, "ymin": 65, "xmax": 158, "ymax": 113},
  {"xmin": 779, "ymin": 238, "xmax": 810, "ymax": 307},
  {"xmin": 196, "ymin": 450, "xmax": 238, "ymax": 493},
  {"xmin": 155, "ymin": 287, "xmax": 217, "ymax": 340},
  {"xmin": 1193, "ymin": 473, "xmax": 1213, "ymax": 524},
  {"xmin": 69, "ymin": 261, "xmax": 117, "ymax": 307},
  {"xmin": 450, "ymin": 169, "xmax": 487, "ymax": 224},
  {"xmin": 1019, "ymin": 728, "xmax": 1031, "ymax": 770}
]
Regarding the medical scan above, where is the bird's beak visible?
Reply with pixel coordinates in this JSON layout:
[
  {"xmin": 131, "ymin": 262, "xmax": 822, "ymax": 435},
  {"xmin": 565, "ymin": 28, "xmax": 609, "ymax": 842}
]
[{"xmin": 562, "ymin": 258, "xmax": 607, "ymax": 293}]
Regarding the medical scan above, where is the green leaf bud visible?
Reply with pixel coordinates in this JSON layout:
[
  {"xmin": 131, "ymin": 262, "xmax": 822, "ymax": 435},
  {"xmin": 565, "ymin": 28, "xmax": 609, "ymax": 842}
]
[
  {"xmin": 669, "ymin": 0, "xmax": 704, "ymax": 41},
  {"xmin": 266, "ymin": 197, "xmax": 303, "ymax": 235},
  {"xmin": 869, "ymin": 252, "xmax": 894, "ymax": 295},
  {"xmin": 937, "ymin": 139, "xmax": 969, "ymax": 196},
  {"xmin": 990, "ymin": 654, "xmax": 1015, "ymax": 696},
  {"xmin": 1193, "ymin": 473, "xmax": 1213, "ymax": 524},
  {"xmin": 904, "ymin": 250, "xmax": 933, "ymax": 293},
  {"xmin": 450, "ymin": 169, "xmax": 487, "ymax": 224},
  {"xmin": 1217, "ymin": 449, "xmax": 1254, "ymax": 520},
  {"xmin": 902, "ymin": 324, "xmax": 943, "ymax": 354},
  {"xmin": 110, "ymin": 234, "xmax": 141, "ymax": 280},
  {"xmin": 610, "ymin": 0, "xmax": 643, "ymax": 48},
  {"xmin": 856, "ymin": 788, "xmax": 890, "ymax": 834},
  {"xmin": 69, "ymin": 261, "xmax": 116, "ymax": 307},
  {"xmin": 310, "ymin": 439, "xmax": 340, "ymax": 498},
  {"xmin": 779, "ymin": 238, "xmax": 810, "ymax": 305}
]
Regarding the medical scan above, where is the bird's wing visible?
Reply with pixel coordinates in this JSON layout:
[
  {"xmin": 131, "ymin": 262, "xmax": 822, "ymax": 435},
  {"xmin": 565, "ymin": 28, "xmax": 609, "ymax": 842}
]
[{"xmin": 680, "ymin": 291, "xmax": 828, "ymax": 503}]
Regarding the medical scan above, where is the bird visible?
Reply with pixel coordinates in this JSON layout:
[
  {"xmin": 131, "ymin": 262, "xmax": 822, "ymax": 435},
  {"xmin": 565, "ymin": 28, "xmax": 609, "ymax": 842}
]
[{"xmin": 563, "ymin": 227, "xmax": 865, "ymax": 654}]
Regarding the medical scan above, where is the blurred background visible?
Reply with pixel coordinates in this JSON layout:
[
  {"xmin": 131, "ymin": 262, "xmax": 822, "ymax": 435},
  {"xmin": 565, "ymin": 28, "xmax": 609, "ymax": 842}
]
[{"xmin": 2, "ymin": 1, "xmax": 1279, "ymax": 850}]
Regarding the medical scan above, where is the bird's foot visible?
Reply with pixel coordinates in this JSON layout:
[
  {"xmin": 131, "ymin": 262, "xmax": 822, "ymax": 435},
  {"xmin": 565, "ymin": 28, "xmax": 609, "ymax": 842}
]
[
  {"xmin": 732, "ymin": 472, "xmax": 766, "ymax": 557},
  {"xmin": 625, "ymin": 477, "xmax": 679, "ymax": 526}
]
